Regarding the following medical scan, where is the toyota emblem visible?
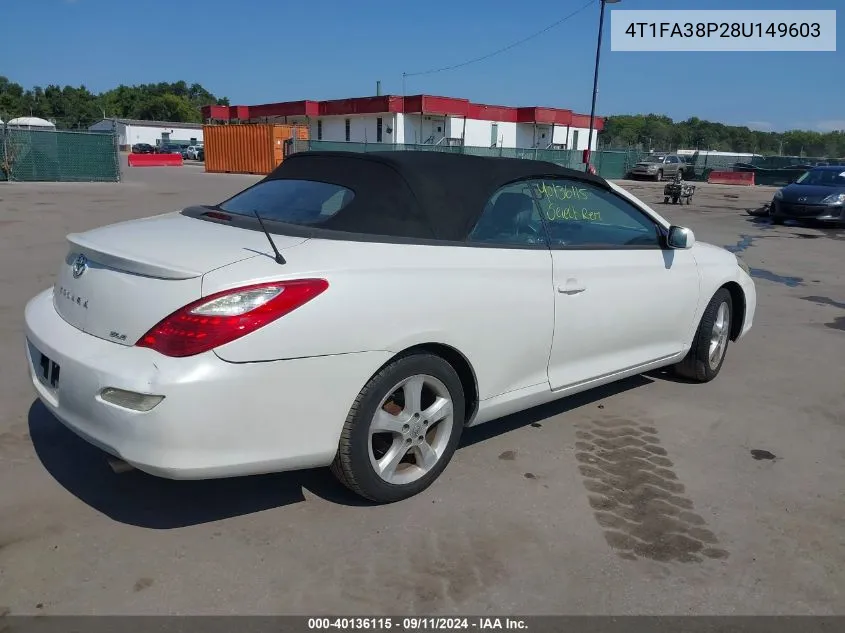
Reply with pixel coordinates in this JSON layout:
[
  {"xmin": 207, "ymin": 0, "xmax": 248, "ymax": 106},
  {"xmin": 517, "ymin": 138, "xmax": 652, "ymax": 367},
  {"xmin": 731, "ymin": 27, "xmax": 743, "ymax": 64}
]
[
  {"xmin": 798, "ymin": 197, "xmax": 807, "ymax": 202},
  {"xmin": 71, "ymin": 254, "xmax": 88, "ymax": 278}
]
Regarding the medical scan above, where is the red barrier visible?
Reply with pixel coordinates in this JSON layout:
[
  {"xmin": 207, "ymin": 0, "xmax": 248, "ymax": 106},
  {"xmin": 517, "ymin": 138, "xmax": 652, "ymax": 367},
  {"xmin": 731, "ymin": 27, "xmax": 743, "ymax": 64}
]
[
  {"xmin": 707, "ymin": 170, "xmax": 755, "ymax": 186},
  {"xmin": 128, "ymin": 153, "xmax": 183, "ymax": 167}
]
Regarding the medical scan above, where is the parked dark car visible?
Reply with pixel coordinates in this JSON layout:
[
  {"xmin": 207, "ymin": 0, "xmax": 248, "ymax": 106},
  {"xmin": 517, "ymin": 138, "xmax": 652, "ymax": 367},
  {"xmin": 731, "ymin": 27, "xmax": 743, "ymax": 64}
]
[
  {"xmin": 196, "ymin": 147, "xmax": 204, "ymax": 161},
  {"xmin": 769, "ymin": 166, "xmax": 845, "ymax": 225},
  {"xmin": 156, "ymin": 144, "xmax": 183, "ymax": 155},
  {"xmin": 131, "ymin": 143, "xmax": 155, "ymax": 154}
]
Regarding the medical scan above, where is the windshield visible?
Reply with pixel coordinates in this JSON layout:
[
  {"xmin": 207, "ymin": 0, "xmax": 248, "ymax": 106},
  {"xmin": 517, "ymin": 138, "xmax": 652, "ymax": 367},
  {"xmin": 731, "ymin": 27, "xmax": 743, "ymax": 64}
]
[
  {"xmin": 642, "ymin": 156, "xmax": 665, "ymax": 163},
  {"xmin": 795, "ymin": 169, "xmax": 845, "ymax": 187},
  {"xmin": 218, "ymin": 179, "xmax": 355, "ymax": 225}
]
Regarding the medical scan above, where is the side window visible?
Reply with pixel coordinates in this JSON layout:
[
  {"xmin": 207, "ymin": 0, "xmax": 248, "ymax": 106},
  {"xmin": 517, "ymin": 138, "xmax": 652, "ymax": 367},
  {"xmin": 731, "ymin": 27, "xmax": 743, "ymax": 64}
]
[
  {"xmin": 467, "ymin": 182, "xmax": 546, "ymax": 247},
  {"xmin": 527, "ymin": 178, "xmax": 661, "ymax": 248}
]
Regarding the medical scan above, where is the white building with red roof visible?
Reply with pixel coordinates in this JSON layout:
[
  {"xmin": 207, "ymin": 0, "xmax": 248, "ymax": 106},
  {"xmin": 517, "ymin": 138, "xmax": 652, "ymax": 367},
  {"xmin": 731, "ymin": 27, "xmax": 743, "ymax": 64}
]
[{"xmin": 202, "ymin": 94, "xmax": 604, "ymax": 151}]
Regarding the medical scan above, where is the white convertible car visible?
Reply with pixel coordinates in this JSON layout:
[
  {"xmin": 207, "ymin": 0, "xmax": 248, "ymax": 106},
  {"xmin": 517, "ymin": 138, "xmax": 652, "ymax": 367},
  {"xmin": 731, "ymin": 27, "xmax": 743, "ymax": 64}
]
[{"xmin": 24, "ymin": 151, "xmax": 756, "ymax": 503}]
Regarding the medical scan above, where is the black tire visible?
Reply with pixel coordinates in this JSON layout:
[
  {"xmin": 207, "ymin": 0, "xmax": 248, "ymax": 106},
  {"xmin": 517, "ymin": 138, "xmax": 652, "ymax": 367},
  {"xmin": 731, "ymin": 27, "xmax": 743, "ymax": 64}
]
[
  {"xmin": 664, "ymin": 197, "xmax": 669, "ymax": 204},
  {"xmin": 686, "ymin": 197, "xmax": 692, "ymax": 205},
  {"xmin": 672, "ymin": 196, "xmax": 679, "ymax": 204},
  {"xmin": 673, "ymin": 288, "xmax": 733, "ymax": 383},
  {"xmin": 655, "ymin": 170, "xmax": 663, "ymax": 182},
  {"xmin": 331, "ymin": 353, "xmax": 466, "ymax": 503},
  {"xmin": 771, "ymin": 216, "xmax": 784, "ymax": 225}
]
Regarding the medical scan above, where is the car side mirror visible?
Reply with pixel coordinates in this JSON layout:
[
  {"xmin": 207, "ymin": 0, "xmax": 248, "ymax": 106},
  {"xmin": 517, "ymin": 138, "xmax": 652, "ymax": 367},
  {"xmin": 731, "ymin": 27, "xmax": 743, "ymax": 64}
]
[{"xmin": 667, "ymin": 225, "xmax": 695, "ymax": 249}]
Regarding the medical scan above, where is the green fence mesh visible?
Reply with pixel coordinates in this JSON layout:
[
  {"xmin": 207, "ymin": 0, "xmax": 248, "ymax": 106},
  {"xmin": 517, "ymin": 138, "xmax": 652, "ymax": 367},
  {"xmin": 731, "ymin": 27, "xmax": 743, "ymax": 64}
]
[
  {"xmin": 678, "ymin": 152, "xmax": 844, "ymax": 184},
  {"xmin": 290, "ymin": 140, "xmax": 845, "ymax": 186},
  {"xmin": 1, "ymin": 128, "xmax": 120, "ymax": 182},
  {"xmin": 297, "ymin": 141, "xmax": 642, "ymax": 181}
]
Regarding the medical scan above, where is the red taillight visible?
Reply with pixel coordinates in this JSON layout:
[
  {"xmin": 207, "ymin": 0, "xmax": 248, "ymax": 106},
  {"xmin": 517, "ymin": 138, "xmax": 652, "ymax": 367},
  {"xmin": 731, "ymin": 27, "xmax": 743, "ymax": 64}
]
[{"xmin": 136, "ymin": 279, "xmax": 328, "ymax": 357}]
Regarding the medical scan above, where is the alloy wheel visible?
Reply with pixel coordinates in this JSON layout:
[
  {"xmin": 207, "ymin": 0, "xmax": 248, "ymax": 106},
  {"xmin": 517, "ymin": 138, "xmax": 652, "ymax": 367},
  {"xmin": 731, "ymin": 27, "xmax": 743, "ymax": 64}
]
[
  {"xmin": 708, "ymin": 302, "xmax": 730, "ymax": 370},
  {"xmin": 367, "ymin": 374, "xmax": 454, "ymax": 485}
]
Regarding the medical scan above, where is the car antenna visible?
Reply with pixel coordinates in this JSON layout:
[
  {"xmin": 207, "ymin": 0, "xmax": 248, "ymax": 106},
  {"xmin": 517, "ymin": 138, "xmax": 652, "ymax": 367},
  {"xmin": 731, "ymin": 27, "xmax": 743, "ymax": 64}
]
[{"xmin": 252, "ymin": 210, "xmax": 286, "ymax": 265}]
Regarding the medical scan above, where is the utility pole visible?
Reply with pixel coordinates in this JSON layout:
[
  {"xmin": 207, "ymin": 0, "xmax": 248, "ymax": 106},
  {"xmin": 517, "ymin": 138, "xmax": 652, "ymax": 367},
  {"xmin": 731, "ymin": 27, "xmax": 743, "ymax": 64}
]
[{"xmin": 585, "ymin": 0, "xmax": 621, "ymax": 171}]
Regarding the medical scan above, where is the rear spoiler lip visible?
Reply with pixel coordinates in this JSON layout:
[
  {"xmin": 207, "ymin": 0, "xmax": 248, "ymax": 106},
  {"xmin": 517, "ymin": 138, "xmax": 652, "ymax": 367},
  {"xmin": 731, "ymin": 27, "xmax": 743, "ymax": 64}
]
[{"xmin": 66, "ymin": 232, "xmax": 203, "ymax": 280}]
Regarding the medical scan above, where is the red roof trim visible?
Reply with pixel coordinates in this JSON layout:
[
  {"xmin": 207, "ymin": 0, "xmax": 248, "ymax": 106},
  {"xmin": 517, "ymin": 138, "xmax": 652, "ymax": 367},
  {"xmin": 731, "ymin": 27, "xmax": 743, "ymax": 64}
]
[
  {"xmin": 204, "ymin": 95, "xmax": 603, "ymax": 128},
  {"xmin": 403, "ymin": 95, "xmax": 471, "ymax": 116},
  {"xmin": 517, "ymin": 107, "xmax": 573, "ymax": 126},
  {"xmin": 248, "ymin": 100, "xmax": 319, "ymax": 118},
  {"xmin": 571, "ymin": 113, "xmax": 604, "ymax": 130},
  {"xmin": 467, "ymin": 103, "xmax": 518, "ymax": 122},
  {"xmin": 319, "ymin": 96, "xmax": 404, "ymax": 116},
  {"xmin": 202, "ymin": 105, "xmax": 230, "ymax": 120}
]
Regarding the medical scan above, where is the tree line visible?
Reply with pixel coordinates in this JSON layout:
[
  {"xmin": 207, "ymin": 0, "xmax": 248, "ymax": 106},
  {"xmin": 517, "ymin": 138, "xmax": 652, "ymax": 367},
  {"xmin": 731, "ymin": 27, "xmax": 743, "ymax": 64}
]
[
  {"xmin": 0, "ymin": 77, "xmax": 228, "ymax": 129},
  {"xmin": 601, "ymin": 114, "xmax": 845, "ymax": 158}
]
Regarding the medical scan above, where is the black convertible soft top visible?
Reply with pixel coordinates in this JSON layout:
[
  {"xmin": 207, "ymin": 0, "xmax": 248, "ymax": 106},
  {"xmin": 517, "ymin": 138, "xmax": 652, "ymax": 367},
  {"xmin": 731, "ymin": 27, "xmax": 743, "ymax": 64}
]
[{"xmin": 260, "ymin": 150, "xmax": 612, "ymax": 242}]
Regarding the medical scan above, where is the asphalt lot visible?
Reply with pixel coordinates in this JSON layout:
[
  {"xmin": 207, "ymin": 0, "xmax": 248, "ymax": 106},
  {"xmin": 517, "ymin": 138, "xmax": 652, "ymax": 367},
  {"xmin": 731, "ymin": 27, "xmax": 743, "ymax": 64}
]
[{"xmin": 1, "ymin": 164, "xmax": 844, "ymax": 615}]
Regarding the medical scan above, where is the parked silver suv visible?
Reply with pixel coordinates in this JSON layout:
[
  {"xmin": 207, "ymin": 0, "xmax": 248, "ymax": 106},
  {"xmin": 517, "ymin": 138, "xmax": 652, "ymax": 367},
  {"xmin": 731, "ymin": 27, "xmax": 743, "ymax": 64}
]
[
  {"xmin": 186, "ymin": 144, "xmax": 204, "ymax": 160},
  {"xmin": 629, "ymin": 154, "xmax": 686, "ymax": 181}
]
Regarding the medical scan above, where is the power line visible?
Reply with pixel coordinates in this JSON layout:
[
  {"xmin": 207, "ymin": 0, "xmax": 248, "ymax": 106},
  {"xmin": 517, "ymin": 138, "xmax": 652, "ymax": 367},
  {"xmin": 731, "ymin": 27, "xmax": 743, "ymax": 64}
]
[{"xmin": 403, "ymin": 0, "xmax": 596, "ymax": 79}]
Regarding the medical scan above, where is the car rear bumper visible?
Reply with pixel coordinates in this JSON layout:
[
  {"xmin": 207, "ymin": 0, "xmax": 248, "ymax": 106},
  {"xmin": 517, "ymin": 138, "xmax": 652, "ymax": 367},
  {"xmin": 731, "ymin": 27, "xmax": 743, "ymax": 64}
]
[
  {"xmin": 24, "ymin": 288, "xmax": 391, "ymax": 479},
  {"xmin": 771, "ymin": 201, "xmax": 845, "ymax": 223}
]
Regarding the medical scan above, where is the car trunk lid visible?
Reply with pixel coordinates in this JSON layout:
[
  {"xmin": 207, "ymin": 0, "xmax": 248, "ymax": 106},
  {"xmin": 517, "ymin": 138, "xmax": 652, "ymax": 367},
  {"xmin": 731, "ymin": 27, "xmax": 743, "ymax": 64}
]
[{"xmin": 54, "ymin": 211, "xmax": 308, "ymax": 346}]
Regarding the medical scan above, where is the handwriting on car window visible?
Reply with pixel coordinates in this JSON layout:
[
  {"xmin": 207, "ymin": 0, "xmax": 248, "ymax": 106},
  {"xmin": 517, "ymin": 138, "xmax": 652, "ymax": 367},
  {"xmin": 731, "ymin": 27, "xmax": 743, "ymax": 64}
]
[
  {"xmin": 544, "ymin": 206, "xmax": 602, "ymax": 222},
  {"xmin": 532, "ymin": 181, "xmax": 588, "ymax": 201},
  {"xmin": 531, "ymin": 181, "xmax": 603, "ymax": 222}
]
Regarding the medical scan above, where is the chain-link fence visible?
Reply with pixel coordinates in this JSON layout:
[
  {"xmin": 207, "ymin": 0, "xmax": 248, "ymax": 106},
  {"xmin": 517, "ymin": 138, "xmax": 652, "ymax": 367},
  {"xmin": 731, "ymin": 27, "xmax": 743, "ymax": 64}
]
[
  {"xmin": 291, "ymin": 140, "xmax": 642, "ymax": 180},
  {"xmin": 285, "ymin": 139, "xmax": 844, "ymax": 186},
  {"xmin": 1, "ymin": 127, "xmax": 120, "ymax": 182},
  {"xmin": 743, "ymin": 155, "xmax": 844, "ymax": 186},
  {"xmin": 670, "ymin": 151, "xmax": 845, "ymax": 185}
]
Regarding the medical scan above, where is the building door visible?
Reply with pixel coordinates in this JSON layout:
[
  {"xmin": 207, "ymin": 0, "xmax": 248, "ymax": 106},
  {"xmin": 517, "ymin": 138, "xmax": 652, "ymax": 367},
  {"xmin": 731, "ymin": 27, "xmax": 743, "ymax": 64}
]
[
  {"xmin": 536, "ymin": 125, "xmax": 551, "ymax": 148},
  {"xmin": 490, "ymin": 123, "xmax": 499, "ymax": 148},
  {"xmin": 571, "ymin": 129, "xmax": 579, "ymax": 150},
  {"xmin": 429, "ymin": 117, "xmax": 446, "ymax": 144}
]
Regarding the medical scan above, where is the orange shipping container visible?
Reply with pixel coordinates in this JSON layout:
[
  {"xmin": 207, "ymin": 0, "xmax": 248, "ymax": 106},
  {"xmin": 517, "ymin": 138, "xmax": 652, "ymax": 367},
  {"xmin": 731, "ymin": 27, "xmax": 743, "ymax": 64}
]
[{"xmin": 203, "ymin": 124, "xmax": 310, "ymax": 175}]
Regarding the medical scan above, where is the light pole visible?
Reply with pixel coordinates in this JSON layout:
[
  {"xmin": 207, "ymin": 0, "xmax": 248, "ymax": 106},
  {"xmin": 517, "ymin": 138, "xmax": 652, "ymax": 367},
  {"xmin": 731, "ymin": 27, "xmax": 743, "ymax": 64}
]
[{"xmin": 585, "ymin": 0, "xmax": 620, "ymax": 171}]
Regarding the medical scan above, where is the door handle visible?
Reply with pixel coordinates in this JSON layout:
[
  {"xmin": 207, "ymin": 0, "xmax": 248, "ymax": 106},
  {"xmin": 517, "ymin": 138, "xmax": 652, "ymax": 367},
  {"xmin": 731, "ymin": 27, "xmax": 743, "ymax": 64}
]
[
  {"xmin": 558, "ymin": 284, "xmax": 586, "ymax": 295},
  {"xmin": 558, "ymin": 277, "xmax": 586, "ymax": 295}
]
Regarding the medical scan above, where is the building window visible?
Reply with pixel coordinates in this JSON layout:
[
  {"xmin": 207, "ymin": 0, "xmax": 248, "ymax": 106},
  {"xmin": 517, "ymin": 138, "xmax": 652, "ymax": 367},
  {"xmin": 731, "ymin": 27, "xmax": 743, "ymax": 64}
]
[
  {"xmin": 376, "ymin": 117, "xmax": 383, "ymax": 143},
  {"xmin": 317, "ymin": 120, "xmax": 322, "ymax": 140},
  {"xmin": 345, "ymin": 119, "xmax": 350, "ymax": 142}
]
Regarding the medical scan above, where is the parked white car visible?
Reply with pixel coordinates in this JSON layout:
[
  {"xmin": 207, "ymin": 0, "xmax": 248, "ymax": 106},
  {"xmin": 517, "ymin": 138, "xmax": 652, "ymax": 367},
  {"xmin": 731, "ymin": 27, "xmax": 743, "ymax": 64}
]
[
  {"xmin": 186, "ymin": 145, "xmax": 203, "ymax": 160},
  {"xmin": 24, "ymin": 151, "xmax": 756, "ymax": 503}
]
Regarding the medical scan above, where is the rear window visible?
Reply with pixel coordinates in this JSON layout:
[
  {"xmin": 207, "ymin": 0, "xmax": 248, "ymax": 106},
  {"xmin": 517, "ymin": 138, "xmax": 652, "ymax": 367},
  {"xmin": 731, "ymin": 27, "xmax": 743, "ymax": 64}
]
[{"xmin": 218, "ymin": 179, "xmax": 355, "ymax": 225}]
